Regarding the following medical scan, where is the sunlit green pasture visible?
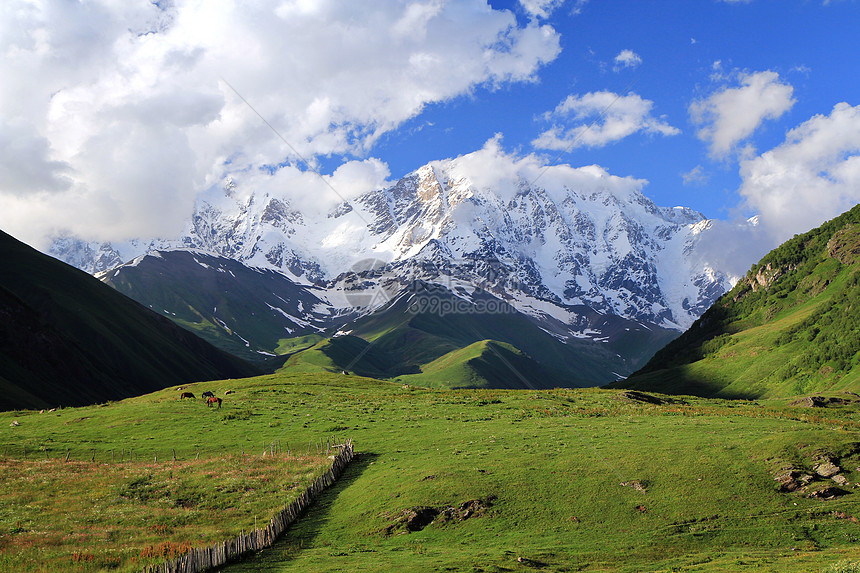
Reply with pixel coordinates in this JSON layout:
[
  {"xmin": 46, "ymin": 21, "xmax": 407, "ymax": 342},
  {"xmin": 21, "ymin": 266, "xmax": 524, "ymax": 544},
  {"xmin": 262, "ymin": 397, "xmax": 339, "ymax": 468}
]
[{"xmin": 3, "ymin": 372, "xmax": 860, "ymax": 571}]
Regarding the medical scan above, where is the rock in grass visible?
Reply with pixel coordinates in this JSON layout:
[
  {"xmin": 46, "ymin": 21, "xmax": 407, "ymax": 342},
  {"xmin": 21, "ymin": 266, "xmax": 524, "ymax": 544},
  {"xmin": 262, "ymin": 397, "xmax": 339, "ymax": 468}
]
[
  {"xmin": 621, "ymin": 480, "xmax": 647, "ymax": 492},
  {"xmin": 814, "ymin": 460, "xmax": 841, "ymax": 478},
  {"xmin": 790, "ymin": 396, "xmax": 855, "ymax": 408},
  {"xmin": 808, "ymin": 487, "xmax": 850, "ymax": 500}
]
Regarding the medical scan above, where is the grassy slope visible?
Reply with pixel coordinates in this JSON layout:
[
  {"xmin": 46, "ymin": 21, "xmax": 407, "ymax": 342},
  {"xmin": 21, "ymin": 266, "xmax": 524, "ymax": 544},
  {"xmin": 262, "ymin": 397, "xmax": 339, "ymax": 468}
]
[
  {"xmin": 283, "ymin": 287, "xmax": 632, "ymax": 390},
  {"xmin": 101, "ymin": 251, "xmax": 332, "ymax": 364},
  {"xmin": 613, "ymin": 205, "xmax": 860, "ymax": 399},
  {"xmin": 0, "ymin": 455, "xmax": 330, "ymax": 572},
  {"xmin": 3, "ymin": 373, "xmax": 860, "ymax": 571},
  {"xmin": 275, "ymin": 334, "xmax": 326, "ymax": 355},
  {"xmin": 397, "ymin": 339, "xmax": 569, "ymax": 389},
  {"xmin": 352, "ymin": 288, "xmax": 627, "ymax": 385},
  {"xmin": 0, "ymin": 231, "xmax": 258, "ymax": 411}
]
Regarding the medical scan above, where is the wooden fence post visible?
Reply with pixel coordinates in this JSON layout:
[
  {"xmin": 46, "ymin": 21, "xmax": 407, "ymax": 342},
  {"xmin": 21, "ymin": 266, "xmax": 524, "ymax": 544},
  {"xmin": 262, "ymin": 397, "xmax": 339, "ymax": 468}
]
[{"xmin": 139, "ymin": 438, "xmax": 355, "ymax": 573}]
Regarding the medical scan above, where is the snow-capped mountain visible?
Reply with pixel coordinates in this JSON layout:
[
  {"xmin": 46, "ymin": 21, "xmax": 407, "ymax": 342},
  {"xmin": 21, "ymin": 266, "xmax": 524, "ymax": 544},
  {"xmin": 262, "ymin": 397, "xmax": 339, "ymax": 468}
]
[{"xmin": 50, "ymin": 151, "xmax": 739, "ymax": 379}]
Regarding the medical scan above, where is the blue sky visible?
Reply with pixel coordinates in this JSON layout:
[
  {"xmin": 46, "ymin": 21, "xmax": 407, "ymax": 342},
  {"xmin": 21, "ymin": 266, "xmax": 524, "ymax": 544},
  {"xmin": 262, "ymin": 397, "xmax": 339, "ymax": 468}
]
[
  {"xmin": 373, "ymin": 0, "xmax": 860, "ymax": 219},
  {"xmin": 1, "ymin": 0, "xmax": 859, "ymax": 257}
]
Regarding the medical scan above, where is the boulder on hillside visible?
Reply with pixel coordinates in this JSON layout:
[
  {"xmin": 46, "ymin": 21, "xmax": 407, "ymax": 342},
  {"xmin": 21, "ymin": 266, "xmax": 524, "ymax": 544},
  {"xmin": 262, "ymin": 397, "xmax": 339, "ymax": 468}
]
[
  {"xmin": 808, "ymin": 487, "xmax": 850, "ymax": 500},
  {"xmin": 789, "ymin": 396, "xmax": 855, "ymax": 408},
  {"xmin": 814, "ymin": 460, "xmax": 842, "ymax": 478}
]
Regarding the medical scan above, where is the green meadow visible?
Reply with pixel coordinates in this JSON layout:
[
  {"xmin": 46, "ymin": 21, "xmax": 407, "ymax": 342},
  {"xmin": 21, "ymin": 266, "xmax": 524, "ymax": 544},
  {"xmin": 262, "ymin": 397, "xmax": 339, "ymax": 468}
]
[{"xmin": 3, "ymin": 372, "xmax": 860, "ymax": 572}]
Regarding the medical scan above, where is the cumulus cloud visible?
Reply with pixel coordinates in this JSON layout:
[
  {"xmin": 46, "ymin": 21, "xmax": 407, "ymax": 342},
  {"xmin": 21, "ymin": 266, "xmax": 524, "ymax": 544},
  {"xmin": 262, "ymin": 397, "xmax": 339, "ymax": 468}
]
[
  {"xmin": 532, "ymin": 91, "xmax": 679, "ymax": 151},
  {"xmin": 442, "ymin": 134, "xmax": 648, "ymax": 204},
  {"xmin": 520, "ymin": 0, "xmax": 588, "ymax": 18},
  {"xmin": 0, "ymin": 0, "xmax": 561, "ymax": 248},
  {"xmin": 613, "ymin": 49, "xmax": 642, "ymax": 71},
  {"xmin": 237, "ymin": 157, "xmax": 393, "ymax": 219},
  {"xmin": 519, "ymin": 0, "xmax": 564, "ymax": 18},
  {"xmin": 0, "ymin": 118, "xmax": 71, "ymax": 195},
  {"xmin": 738, "ymin": 102, "xmax": 860, "ymax": 245},
  {"xmin": 693, "ymin": 102, "xmax": 860, "ymax": 279},
  {"xmin": 689, "ymin": 70, "xmax": 795, "ymax": 158},
  {"xmin": 681, "ymin": 165, "xmax": 708, "ymax": 186}
]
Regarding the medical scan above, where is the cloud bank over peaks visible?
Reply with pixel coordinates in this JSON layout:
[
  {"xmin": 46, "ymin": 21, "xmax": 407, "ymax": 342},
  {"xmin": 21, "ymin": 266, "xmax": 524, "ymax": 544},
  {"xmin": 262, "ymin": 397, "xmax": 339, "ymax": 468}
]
[
  {"xmin": 532, "ymin": 91, "xmax": 680, "ymax": 151},
  {"xmin": 441, "ymin": 134, "xmax": 648, "ymax": 205},
  {"xmin": 229, "ymin": 157, "xmax": 393, "ymax": 219},
  {"xmin": 690, "ymin": 70, "xmax": 795, "ymax": 158},
  {"xmin": 0, "ymin": 0, "xmax": 562, "ymax": 249}
]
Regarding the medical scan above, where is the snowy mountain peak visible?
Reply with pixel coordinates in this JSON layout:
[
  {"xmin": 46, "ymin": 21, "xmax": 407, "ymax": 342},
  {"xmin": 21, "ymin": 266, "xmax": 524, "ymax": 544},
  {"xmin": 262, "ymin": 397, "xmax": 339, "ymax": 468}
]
[{"xmin": 48, "ymin": 156, "xmax": 734, "ymax": 333}]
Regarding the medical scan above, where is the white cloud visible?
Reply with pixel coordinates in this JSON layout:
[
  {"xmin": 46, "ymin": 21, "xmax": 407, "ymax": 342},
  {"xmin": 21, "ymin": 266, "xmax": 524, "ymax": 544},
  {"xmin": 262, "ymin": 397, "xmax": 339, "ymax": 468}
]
[
  {"xmin": 519, "ymin": 0, "xmax": 585, "ymax": 18},
  {"xmin": 613, "ymin": 49, "xmax": 642, "ymax": 71},
  {"xmin": 442, "ymin": 134, "xmax": 647, "ymax": 204},
  {"xmin": 685, "ymin": 102, "xmax": 860, "ymax": 280},
  {"xmin": 681, "ymin": 165, "xmax": 708, "ymax": 186},
  {"xmin": 532, "ymin": 91, "xmax": 680, "ymax": 151},
  {"xmin": 0, "ymin": 118, "xmax": 71, "ymax": 195},
  {"xmin": 0, "ymin": 0, "xmax": 562, "ymax": 247},
  {"xmin": 738, "ymin": 102, "xmax": 860, "ymax": 245},
  {"xmin": 689, "ymin": 70, "xmax": 795, "ymax": 158},
  {"xmin": 224, "ymin": 157, "xmax": 392, "ymax": 222}
]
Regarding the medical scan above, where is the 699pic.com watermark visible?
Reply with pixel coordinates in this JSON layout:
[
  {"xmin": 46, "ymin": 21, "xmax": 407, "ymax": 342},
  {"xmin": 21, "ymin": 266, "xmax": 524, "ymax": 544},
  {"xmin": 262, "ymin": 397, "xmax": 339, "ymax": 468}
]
[
  {"xmin": 341, "ymin": 256, "xmax": 520, "ymax": 317},
  {"xmin": 406, "ymin": 293, "xmax": 516, "ymax": 317},
  {"xmin": 405, "ymin": 285, "xmax": 518, "ymax": 317}
]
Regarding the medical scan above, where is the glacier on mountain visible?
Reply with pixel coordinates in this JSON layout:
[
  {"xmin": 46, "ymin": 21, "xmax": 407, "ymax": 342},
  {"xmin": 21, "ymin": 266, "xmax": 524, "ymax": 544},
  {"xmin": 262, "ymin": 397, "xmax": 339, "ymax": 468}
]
[{"xmin": 50, "ymin": 150, "xmax": 740, "ymax": 335}]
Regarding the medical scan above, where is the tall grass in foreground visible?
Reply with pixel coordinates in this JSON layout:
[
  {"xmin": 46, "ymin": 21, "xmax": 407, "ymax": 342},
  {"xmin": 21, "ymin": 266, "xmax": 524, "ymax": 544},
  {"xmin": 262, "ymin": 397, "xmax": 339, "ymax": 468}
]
[{"xmin": 0, "ymin": 454, "xmax": 329, "ymax": 572}]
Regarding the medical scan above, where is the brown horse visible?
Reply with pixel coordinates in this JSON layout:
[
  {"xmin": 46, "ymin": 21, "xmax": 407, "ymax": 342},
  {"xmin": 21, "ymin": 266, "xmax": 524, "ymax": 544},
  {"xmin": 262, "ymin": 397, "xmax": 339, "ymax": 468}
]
[
  {"xmin": 206, "ymin": 396, "xmax": 222, "ymax": 408},
  {"xmin": 180, "ymin": 392, "xmax": 195, "ymax": 399}
]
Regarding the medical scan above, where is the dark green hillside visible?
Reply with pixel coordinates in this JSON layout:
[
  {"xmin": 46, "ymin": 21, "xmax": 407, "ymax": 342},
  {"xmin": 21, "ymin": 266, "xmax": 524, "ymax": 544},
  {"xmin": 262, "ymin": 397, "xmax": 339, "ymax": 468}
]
[
  {"xmin": 0, "ymin": 230, "xmax": 257, "ymax": 411},
  {"xmin": 100, "ymin": 251, "xmax": 342, "ymax": 363},
  {"xmin": 613, "ymin": 204, "xmax": 860, "ymax": 398},
  {"xmin": 98, "ymin": 251, "xmax": 676, "ymax": 387},
  {"xmin": 281, "ymin": 283, "xmax": 653, "ymax": 389},
  {"xmin": 397, "ymin": 339, "xmax": 570, "ymax": 389},
  {"xmin": 350, "ymin": 284, "xmax": 676, "ymax": 382}
]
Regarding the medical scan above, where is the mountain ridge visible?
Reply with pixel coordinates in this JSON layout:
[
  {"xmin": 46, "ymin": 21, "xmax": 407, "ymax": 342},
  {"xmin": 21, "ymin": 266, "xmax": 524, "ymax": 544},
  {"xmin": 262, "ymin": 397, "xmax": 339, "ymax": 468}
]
[
  {"xmin": 53, "ymin": 154, "xmax": 738, "ymax": 328},
  {"xmin": 47, "ymin": 152, "xmax": 745, "ymax": 386}
]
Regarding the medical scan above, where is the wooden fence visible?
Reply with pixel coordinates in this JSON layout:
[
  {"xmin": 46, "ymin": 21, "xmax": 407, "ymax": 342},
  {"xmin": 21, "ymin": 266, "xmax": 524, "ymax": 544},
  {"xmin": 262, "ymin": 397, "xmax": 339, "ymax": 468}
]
[{"xmin": 141, "ymin": 439, "xmax": 354, "ymax": 573}]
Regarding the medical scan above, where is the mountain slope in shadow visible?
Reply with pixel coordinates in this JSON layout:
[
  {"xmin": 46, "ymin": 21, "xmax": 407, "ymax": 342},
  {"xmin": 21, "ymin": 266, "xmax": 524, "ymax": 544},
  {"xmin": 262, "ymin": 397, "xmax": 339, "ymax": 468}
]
[{"xmin": 0, "ymin": 230, "xmax": 258, "ymax": 411}]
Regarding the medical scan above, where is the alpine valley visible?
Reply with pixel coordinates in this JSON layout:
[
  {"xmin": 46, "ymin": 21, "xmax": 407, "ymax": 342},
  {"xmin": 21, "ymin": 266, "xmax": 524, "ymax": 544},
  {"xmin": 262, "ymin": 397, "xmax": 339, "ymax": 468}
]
[{"xmin": 50, "ymin": 152, "xmax": 739, "ymax": 388}]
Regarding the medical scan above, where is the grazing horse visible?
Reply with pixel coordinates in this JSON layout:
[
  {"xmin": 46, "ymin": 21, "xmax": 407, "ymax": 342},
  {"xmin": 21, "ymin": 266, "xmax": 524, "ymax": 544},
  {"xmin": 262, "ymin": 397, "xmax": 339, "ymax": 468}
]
[
  {"xmin": 207, "ymin": 396, "xmax": 222, "ymax": 408},
  {"xmin": 180, "ymin": 392, "xmax": 195, "ymax": 399},
  {"xmin": 201, "ymin": 391, "xmax": 214, "ymax": 398}
]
